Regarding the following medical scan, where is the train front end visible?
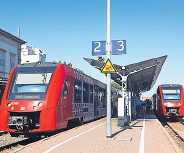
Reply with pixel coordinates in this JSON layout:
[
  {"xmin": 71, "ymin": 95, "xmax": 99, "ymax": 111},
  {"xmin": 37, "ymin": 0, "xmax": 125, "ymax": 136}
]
[
  {"xmin": 0, "ymin": 64, "xmax": 62, "ymax": 136},
  {"xmin": 159, "ymin": 84, "xmax": 184, "ymax": 118}
]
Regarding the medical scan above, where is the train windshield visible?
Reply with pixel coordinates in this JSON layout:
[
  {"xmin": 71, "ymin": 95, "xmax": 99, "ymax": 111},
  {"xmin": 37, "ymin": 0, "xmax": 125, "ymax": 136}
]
[
  {"xmin": 162, "ymin": 88, "xmax": 181, "ymax": 101},
  {"xmin": 8, "ymin": 66, "xmax": 56, "ymax": 100}
]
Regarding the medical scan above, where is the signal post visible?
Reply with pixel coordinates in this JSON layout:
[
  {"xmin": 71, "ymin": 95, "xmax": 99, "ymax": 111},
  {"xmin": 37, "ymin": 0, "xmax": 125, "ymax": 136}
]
[
  {"xmin": 91, "ymin": 0, "xmax": 126, "ymax": 138},
  {"xmin": 106, "ymin": 0, "xmax": 112, "ymax": 137}
]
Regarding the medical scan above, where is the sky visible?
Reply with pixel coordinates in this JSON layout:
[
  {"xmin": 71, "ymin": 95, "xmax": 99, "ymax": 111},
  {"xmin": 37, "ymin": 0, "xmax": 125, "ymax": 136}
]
[{"xmin": 0, "ymin": 0, "xmax": 184, "ymax": 96}]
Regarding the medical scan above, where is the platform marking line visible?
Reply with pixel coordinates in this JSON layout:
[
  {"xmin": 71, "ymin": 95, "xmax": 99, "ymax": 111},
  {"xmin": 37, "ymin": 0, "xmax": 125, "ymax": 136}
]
[
  {"xmin": 43, "ymin": 122, "xmax": 105, "ymax": 153},
  {"xmin": 139, "ymin": 118, "xmax": 145, "ymax": 153}
]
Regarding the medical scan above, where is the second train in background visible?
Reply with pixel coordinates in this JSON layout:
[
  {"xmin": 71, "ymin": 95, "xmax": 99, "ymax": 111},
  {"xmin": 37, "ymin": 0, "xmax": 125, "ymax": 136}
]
[{"xmin": 153, "ymin": 84, "xmax": 184, "ymax": 119}]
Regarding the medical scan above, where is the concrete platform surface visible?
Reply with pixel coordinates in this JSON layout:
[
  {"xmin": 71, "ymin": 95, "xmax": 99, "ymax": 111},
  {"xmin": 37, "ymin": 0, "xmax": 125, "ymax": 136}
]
[{"xmin": 14, "ymin": 115, "xmax": 177, "ymax": 153}]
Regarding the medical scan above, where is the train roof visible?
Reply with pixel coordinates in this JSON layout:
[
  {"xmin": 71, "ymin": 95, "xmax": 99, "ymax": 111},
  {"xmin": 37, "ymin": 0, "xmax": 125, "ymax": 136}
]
[
  {"xmin": 17, "ymin": 62, "xmax": 107, "ymax": 88},
  {"xmin": 17, "ymin": 62, "xmax": 57, "ymax": 67},
  {"xmin": 158, "ymin": 84, "xmax": 182, "ymax": 88},
  {"xmin": 74, "ymin": 68, "xmax": 106, "ymax": 88}
]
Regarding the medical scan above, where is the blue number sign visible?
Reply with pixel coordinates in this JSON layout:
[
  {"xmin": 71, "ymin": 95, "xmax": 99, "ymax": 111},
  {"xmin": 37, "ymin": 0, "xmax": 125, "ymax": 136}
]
[
  {"xmin": 112, "ymin": 40, "xmax": 126, "ymax": 55},
  {"xmin": 92, "ymin": 40, "xmax": 126, "ymax": 56},
  {"xmin": 92, "ymin": 41, "xmax": 106, "ymax": 56}
]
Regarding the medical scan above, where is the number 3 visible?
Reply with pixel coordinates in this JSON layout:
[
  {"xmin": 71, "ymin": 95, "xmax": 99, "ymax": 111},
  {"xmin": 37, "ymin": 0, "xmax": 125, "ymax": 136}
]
[{"xmin": 117, "ymin": 40, "xmax": 124, "ymax": 51}]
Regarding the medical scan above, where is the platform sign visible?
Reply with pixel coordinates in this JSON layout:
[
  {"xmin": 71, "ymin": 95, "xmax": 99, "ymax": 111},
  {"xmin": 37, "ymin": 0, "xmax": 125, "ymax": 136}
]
[
  {"xmin": 92, "ymin": 41, "xmax": 106, "ymax": 56},
  {"xmin": 112, "ymin": 40, "xmax": 126, "ymax": 55},
  {"xmin": 101, "ymin": 58, "xmax": 117, "ymax": 74},
  {"xmin": 92, "ymin": 40, "xmax": 126, "ymax": 56}
]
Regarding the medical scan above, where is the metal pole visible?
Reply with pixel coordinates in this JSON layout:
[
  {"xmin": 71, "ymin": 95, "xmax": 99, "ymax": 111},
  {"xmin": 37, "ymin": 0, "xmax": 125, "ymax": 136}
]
[
  {"xmin": 122, "ymin": 80, "xmax": 125, "ymax": 117},
  {"xmin": 129, "ymin": 92, "xmax": 132, "ymax": 121},
  {"xmin": 122, "ymin": 76, "xmax": 127, "ymax": 124},
  {"xmin": 125, "ymin": 92, "xmax": 128, "ymax": 116},
  {"xmin": 17, "ymin": 26, "xmax": 20, "ymax": 38},
  {"xmin": 106, "ymin": 0, "xmax": 112, "ymax": 137}
]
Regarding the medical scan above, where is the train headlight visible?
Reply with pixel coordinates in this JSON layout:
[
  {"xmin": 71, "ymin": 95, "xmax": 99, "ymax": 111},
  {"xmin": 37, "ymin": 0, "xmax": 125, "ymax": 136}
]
[
  {"xmin": 20, "ymin": 107, "xmax": 25, "ymax": 111},
  {"xmin": 33, "ymin": 106, "xmax": 39, "ymax": 111},
  {"xmin": 33, "ymin": 102, "xmax": 43, "ymax": 110},
  {"xmin": 38, "ymin": 102, "xmax": 43, "ymax": 107},
  {"xmin": 165, "ymin": 103, "xmax": 174, "ymax": 107},
  {"xmin": 7, "ymin": 103, "xmax": 12, "ymax": 107}
]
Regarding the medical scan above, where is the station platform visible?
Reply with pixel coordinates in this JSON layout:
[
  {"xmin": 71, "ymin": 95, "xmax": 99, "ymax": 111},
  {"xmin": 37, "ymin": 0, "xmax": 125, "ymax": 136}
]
[{"xmin": 15, "ymin": 115, "xmax": 180, "ymax": 153}]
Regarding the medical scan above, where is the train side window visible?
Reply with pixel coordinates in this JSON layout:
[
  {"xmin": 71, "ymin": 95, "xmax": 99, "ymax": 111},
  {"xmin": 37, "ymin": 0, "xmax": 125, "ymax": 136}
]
[
  {"xmin": 74, "ymin": 79, "xmax": 82, "ymax": 103},
  {"xmin": 102, "ymin": 89, "xmax": 106, "ymax": 107},
  {"xmin": 83, "ymin": 82, "xmax": 89, "ymax": 103},
  {"xmin": 89, "ymin": 85, "xmax": 93, "ymax": 103},
  {"xmin": 94, "ymin": 85, "xmax": 99, "ymax": 105},
  {"xmin": 62, "ymin": 81, "xmax": 68, "ymax": 99}
]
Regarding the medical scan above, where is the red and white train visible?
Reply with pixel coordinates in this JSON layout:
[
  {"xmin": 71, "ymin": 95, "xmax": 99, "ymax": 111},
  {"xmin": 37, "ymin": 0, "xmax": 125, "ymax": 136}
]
[
  {"xmin": 0, "ymin": 63, "xmax": 117, "ymax": 137},
  {"xmin": 153, "ymin": 84, "xmax": 184, "ymax": 119}
]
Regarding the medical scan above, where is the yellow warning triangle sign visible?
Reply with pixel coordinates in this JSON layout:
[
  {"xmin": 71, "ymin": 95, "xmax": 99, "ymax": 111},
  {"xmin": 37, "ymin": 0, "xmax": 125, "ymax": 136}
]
[{"xmin": 101, "ymin": 58, "xmax": 117, "ymax": 74}]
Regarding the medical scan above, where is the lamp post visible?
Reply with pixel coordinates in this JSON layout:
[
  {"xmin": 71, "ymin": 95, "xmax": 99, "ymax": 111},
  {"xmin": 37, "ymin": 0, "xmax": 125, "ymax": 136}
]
[{"xmin": 106, "ymin": 0, "xmax": 112, "ymax": 138}]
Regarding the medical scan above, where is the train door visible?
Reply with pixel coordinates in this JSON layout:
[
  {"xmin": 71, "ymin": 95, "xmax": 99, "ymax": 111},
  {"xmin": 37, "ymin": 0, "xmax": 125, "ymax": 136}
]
[
  {"xmin": 82, "ymin": 82, "xmax": 90, "ymax": 121},
  {"xmin": 62, "ymin": 76, "xmax": 73, "ymax": 122},
  {"xmin": 94, "ymin": 85, "xmax": 99, "ymax": 118},
  {"xmin": 89, "ymin": 84, "xmax": 94, "ymax": 120},
  {"xmin": 157, "ymin": 90, "xmax": 162, "ymax": 116},
  {"xmin": 180, "ymin": 87, "xmax": 184, "ymax": 117},
  {"xmin": 73, "ymin": 79, "xmax": 82, "ymax": 118}
]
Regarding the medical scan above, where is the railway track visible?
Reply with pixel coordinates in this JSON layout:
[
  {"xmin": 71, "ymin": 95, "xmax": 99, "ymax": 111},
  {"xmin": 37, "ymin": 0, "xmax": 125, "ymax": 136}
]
[
  {"xmin": 167, "ymin": 122, "xmax": 184, "ymax": 140},
  {"xmin": 0, "ymin": 127, "xmax": 70, "ymax": 152},
  {"xmin": 0, "ymin": 133, "xmax": 28, "ymax": 152},
  {"xmin": 161, "ymin": 119, "xmax": 184, "ymax": 152},
  {"xmin": 0, "ymin": 119, "xmax": 97, "ymax": 152},
  {"xmin": 0, "ymin": 133, "xmax": 45, "ymax": 152}
]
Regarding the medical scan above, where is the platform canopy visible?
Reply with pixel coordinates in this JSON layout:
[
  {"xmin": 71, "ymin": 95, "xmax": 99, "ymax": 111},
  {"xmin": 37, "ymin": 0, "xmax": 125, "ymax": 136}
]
[{"xmin": 83, "ymin": 55, "xmax": 167, "ymax": 93}]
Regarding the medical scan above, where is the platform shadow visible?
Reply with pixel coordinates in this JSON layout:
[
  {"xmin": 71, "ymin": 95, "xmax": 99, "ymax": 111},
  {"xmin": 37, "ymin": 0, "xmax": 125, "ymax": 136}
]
[{"xmin": 111, "ymin": 120, "xmax": 142, "ymax": 138}]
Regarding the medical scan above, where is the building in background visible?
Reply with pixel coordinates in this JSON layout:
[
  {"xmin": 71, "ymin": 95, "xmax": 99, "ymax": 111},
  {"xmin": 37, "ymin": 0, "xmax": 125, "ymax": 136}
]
[
  {"xmin": 21, "ymin": 44, "xmax": 46, "ymax": 64},
  {"xmin": 0, "ymin": 28, "xmax": 26, "ymax": 78},
  {"xmin": 0, "ymin": 28, "xmax": 26, "ymax": 99}
]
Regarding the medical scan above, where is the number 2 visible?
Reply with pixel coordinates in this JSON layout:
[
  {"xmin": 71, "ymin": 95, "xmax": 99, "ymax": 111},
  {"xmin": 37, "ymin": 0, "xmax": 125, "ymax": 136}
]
[{"xmin": 94, "ymin": 42, "xmax": 101, "ymax": 52}]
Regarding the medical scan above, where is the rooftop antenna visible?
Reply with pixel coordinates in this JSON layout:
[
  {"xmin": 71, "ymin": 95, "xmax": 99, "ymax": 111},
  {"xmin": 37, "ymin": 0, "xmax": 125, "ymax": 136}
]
[{"xmin": 17, "ymin": 26, "xmax": 21, "ymax": 38}]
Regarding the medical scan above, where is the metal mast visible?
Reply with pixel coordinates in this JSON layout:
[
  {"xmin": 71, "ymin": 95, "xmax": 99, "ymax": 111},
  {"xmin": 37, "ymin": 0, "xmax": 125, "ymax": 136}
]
[{"xmin": 106, "ymin": 0, "xmax": 112, "ymax": 137}]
